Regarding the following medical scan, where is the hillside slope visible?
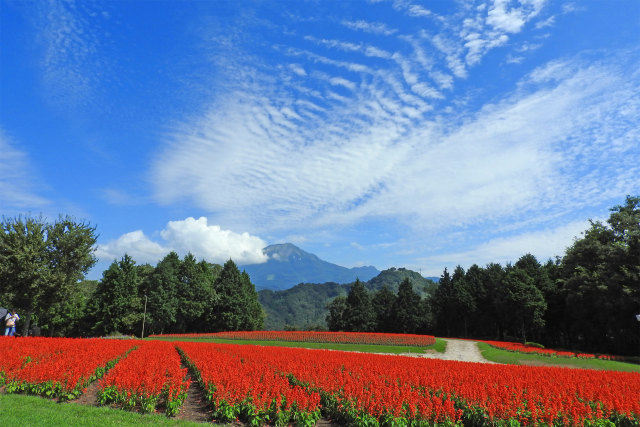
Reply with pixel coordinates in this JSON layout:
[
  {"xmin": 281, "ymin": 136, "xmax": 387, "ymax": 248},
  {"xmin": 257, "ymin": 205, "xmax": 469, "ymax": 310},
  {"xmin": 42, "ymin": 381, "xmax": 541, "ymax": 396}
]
[{"xmin": 258, "ymin": 267, "xmax": 437, "ymax": 330}]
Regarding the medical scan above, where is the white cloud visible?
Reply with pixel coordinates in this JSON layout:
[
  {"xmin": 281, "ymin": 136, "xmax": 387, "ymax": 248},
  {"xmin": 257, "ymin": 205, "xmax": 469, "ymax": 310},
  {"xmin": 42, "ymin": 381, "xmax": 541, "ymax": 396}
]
[
  {"xmin": 33, "ymin": 0, "xmax": 111, "ymax": 109},
  {"xmin": 0, "ymin": 130, "xmax": 49, "ymax": 212},
  {"xmin": 419, "ymin": 220, "xmax": 590, "ymax": 273},
  {"xmin": 535, "ymin": 15, "xmax": 555, "ymax": 29},
  {"xmin": 407, "ymin": 5, "xmax": 432, "ymax": 17},
  {"xmin": 96, "ymin": 230, "xmax": 168, "ymax": 264},
  {"xmin": 96, "ymin": 218, "xmax": 268, "ymax": 265},
  {"xmin": 342, "ymin": 20, "xmax": 397, "ymax": 36},
  {"xmin": 289, "ymin": 64, "xmax": 306, "ymax": 76},
  {"xmin": 160, "ymin": 217, "xmax": 268, "ymax": 264},
  {"xmin": 487, "ymin": 0, "xmax": 546, "ymax": 33},
  {"xmin": 150, "ymin": 1, "xmax": 638, "ymax": 254}
]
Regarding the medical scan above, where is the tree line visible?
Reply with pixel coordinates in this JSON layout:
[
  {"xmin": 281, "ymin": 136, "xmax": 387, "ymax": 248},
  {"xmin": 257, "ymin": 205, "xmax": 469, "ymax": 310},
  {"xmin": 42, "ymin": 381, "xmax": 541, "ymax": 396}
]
[
  {"xmin": 1, "ymin": 196, "xmax": 637, "ymax": 355},
  {"xmin": 327, "ymin": 196, "xmax": 640, "ymax": 356},
  {"xmin": 0, "ymin": 215, "xmax": 263, "ymax": 337}
]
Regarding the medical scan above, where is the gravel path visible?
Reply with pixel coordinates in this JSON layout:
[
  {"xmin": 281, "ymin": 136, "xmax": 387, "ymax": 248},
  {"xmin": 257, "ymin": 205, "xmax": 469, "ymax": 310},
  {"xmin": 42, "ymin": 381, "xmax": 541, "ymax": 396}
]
[{"xmin": 421, "ymin": 339, "xmax": 495, "ymax": 363}]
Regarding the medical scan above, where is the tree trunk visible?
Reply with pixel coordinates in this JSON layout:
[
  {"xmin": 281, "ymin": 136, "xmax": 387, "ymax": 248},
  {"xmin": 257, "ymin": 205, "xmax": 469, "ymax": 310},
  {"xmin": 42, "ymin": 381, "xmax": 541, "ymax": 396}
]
[
  {"xmin": 21, "ymin": 309, "xmax": 33, "ymax": 337},
  {"xmin": 521, "ymin": 320, "xmax": 527, "ymax": 344}
]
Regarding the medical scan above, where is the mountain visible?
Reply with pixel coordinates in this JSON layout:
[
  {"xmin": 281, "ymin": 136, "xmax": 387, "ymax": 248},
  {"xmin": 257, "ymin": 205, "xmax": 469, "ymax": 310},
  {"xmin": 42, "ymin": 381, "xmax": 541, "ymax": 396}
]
[
  {"xmin": 258, "ymin": 267, "xmax": 438, "ymax": 330},
  {"xmin": 240, "ymin": 243, "xmax": 379, "ymax": 290}
]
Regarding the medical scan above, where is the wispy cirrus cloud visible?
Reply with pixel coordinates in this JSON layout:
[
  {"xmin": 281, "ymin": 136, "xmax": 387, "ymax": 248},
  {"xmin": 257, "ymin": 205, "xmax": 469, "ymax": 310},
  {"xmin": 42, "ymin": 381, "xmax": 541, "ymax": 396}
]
[
  {"xmin": 0, "ymin": 130, "xmax": 49, "ymax": 213},
  {"xmin": 417, "ymin": 219, "xmax": 591, "ymax": 275},
  {"xmin": 150, "ymin": 3, "xmax": 637, "ymax": 266},
  {"xmin": 152, "ymin": 47, "xmax": 640, "ymax": 237},
  {"xmin": 341, "ymin": 20, "xmax": 397, "ymax": 36},
  {"xmin": 30, "ymin": 0, "xmax": 112, "ymax": 109}
]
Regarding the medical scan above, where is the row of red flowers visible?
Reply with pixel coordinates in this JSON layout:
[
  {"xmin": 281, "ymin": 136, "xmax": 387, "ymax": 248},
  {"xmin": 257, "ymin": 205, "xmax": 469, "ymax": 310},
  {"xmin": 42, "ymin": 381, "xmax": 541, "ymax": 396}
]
[
  {"xmin": 178, "ymin": 341, "xmax": 321, "ymax": 425},
  {"xmin": 2, "ymin": 336, "xmax": 639, "ymax": 425},
  {"xmin": 481, "ymin": 340, "xmax": 626, "ymax": 361},
  {"xmin": 97, "ymin": 340, "xmax": 190, "ymax": 415},
  {"xmin": 151, "ymin": 330, "xmax": 437, "ymax": 347},
  {"xmin": 176, "ymin": 342, "xmax": 640, "ymax": 426},
  {"xmin": 0, "ymin": 336, "xmax": 135, "ymax": 400}
]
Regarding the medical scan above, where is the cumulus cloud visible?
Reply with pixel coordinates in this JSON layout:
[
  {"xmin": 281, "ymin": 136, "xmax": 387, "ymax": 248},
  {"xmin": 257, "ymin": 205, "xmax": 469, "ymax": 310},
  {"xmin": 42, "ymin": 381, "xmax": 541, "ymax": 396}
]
[
  {"xmin": 95, "ymin": 230, "xmax": 168, "ymax": 264},
  {"xmin": 96, "ymin": 218, "xmax": 268, "ymax": 265}
]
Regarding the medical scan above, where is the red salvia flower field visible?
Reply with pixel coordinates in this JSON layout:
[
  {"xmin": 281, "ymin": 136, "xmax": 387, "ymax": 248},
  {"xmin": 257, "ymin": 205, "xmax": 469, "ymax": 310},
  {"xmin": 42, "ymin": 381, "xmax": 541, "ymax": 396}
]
[
  {"xmin": 1, "ymin": 335, "xmax": 639, "ymax": 426},
  {"xmin": 150, "ymin": 330, "xmax": 437, "ymax": 347},
  {"xmin": 98, "ymin": 340, "xmax": 190, "ymax": 415},
  {"xmin": 481, "ymin": 340, "xmax": 625, "ymax": 361},
  {"xmin": 0, "ymin": 336, "xmax": 135, "ymax": 400}
]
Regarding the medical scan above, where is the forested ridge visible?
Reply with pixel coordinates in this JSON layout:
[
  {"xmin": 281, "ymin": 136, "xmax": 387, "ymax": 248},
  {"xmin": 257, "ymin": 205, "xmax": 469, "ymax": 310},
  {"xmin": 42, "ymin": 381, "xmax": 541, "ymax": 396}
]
[
  {"xmin": 0, "ymin": 196, "xmax": 638, "ymax": 356},
  {"xmin": 258, "ymin": 267, "xmax": 436, "ymax": 330}
]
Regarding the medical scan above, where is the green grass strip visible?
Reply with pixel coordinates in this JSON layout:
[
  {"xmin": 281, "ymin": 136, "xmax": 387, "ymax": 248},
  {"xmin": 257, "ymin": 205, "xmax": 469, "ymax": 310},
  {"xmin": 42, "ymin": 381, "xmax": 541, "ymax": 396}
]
[
  {"xmin": 432, "ymin": 338, "xmax": 447, "ymax": 353},
  {"xmin": 149, "ymin": 336, "xmax": 431, "ymax": 354},
  {"xmin": 477, "ymin": 342, "xmax": 640, "ymax": 372},
  {"xmin": 0, "ymin": 394, "xmax": 209, "ymax": 426}
]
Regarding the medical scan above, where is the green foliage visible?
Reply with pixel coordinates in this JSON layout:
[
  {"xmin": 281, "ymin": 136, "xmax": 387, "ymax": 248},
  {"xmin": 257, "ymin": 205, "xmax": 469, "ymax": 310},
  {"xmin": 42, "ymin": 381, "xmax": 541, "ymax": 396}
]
[
  {"xmin": 0, "ymin": 215, "xmax": 98, "ymax": 336},
  {"xmin": 343, "ymin": 279, "xmax": 376, "ymax": 332},
  {"xmin": 326, "ymin": 295, "xmax": 347, "ymax": 331},
  {"xmin": 89, "ymin": 254, "xmax": 144, "ymax": 336},
  {"xmin": 371, "ymin": 286, "xmax": 396, "ymax": 332},
  {"xmin": 260, "ymin": 268, "xmax": 434, "ymax": 331},
  {"xmin": 366, "ymin": 267, "xmax": 436, "ymax": 297},
  {"xmin": 208, "ymin": 260, "xmax": 264, "ymax": 332},
  {"xmin": 503, "ymin": 266, "xmax": 547, "ymax": 343},
  {"xmin": 146, "ymin": 252, "xmax": 181, "ymax": 334},
  {"xmin": 391, "ymin": 278, "xmax": 422, "ymax": 334},
  {"xmin": 559, "ymin": 196, "xmax": 640, "ymax": 355}
]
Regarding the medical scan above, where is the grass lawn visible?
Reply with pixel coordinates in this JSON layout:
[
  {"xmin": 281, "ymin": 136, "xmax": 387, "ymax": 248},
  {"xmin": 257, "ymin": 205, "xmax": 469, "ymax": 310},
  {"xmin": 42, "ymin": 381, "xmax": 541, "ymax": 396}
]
[
  {"xmin": 477, "ymin": 342, "xmax": 640, "ymax": 373},
  {"xmin": 432, "ymin": 337, "xmax": 447, "ymax": 353},
  {"xmin": 149, "ymin": 336, "xmax": 436, "ymax": 355},
  {"xmin": 0, "ymin": 394, "xmax": 208, "ymax": 426}
]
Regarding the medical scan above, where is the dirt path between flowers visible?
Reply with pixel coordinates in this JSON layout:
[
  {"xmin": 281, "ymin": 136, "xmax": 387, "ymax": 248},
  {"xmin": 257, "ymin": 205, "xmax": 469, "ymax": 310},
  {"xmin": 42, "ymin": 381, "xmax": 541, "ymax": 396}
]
[{"xmin": 419, "ymin": 338, "xmax": 495, "ymax": 363}]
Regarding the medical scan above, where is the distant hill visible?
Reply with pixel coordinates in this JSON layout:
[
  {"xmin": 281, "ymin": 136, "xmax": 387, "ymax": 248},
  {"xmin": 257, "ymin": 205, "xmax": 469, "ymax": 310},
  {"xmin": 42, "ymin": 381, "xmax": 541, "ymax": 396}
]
[
  {"xmin": 240, "ymin": 243, "xmax": 379, "ymax": 290},
  {"xmin": 258, "ymin": 267, "xmax": 438, "ymax": 330}
]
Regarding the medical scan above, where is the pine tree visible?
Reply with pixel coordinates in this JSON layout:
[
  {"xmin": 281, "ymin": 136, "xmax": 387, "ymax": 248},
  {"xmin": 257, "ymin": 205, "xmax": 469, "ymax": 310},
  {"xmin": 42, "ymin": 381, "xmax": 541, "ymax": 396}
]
[
  {"xmin": 343, "ymin": 279, "xmax": 375, "ymax": 332},
  {"xmin": 391, "ymin": 278, "xmax": 422, "ymax": 334}
]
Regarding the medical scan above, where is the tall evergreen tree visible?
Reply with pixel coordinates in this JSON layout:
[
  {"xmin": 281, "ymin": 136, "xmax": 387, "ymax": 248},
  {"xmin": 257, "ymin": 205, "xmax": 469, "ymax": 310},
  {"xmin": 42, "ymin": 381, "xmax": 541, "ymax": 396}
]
[
  {"xmin": 432, "ymin": 268, "xmax": 454, "ymax": 336},
  {"xmin": 450, "ymin": 265, "xmax": 475, "ymax": 337},
  {"xmin": 343, "ymin": 279, "xmax": 375, "ymax": 332},
  {"xmin": 147, "ymin": 252, "xmax": 181, "ymax": 334},
  {"xmin": 391, "ymin": 278, "xmax": 422, "ymax": 334},
  {"xmin": 176, "ymin": 253, "xmax": 212, "ymax": 333},
  {"xmin": 464, "ymin": 264, "xmax": 487, "ymax": 337},
  {"xmin": 503, "ymin": 266, "xmax": 546, "ymax": 343},
  {"xmin": 211, "ymin": 260, "xmax": 263, "ymax": 331},
  {"xmin": 90, "ymin": 254, "xmax": 143, "ymax": 336},
  {"xmin": 372, "ymin": 286, "xmax": 397, "ymax": 332},
  {"xmin": 326, "ymin": 296, "xmax": 347, "ymax": 331}
]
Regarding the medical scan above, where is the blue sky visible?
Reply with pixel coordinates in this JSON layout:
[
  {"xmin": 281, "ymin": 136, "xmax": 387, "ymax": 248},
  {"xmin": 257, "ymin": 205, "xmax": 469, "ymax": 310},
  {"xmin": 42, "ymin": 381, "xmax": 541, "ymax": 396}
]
[{"xmin": 2, "ymin": 0, "xmax": 639, "ymax": 280}]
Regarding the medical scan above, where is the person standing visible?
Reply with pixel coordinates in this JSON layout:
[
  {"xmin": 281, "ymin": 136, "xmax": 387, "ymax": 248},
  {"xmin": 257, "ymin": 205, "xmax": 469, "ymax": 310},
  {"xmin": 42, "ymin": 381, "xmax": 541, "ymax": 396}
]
[{"xmin": 4, "ymin": 309, "xmax": 19, "ymax": 336}]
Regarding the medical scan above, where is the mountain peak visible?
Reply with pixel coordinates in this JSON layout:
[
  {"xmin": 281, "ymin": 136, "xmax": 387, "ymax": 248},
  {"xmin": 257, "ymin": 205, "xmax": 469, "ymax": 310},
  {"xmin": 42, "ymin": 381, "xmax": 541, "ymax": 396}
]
[
  {"xmin": 241, "ymin": 243, "xmax": 379, "ymax": 290},
  {"xmin": 263, "ymin": 243, "xmax": 320, "ymax": 262}
]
